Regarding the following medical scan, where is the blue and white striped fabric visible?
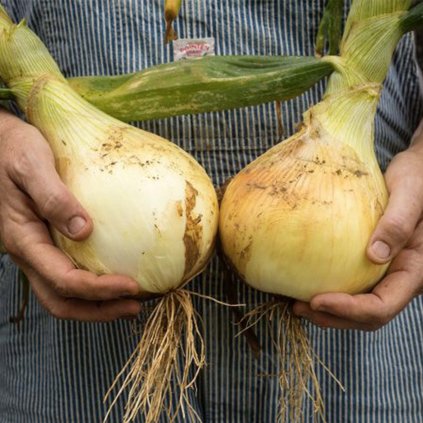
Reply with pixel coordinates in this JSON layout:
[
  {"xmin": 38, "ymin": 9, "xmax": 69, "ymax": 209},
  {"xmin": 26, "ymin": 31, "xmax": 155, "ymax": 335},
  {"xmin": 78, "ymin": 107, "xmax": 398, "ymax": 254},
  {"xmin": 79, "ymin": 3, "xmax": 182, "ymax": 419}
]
[{"xmin": 1, "ymin": 1, "xmax": 423, "ymax": 422}]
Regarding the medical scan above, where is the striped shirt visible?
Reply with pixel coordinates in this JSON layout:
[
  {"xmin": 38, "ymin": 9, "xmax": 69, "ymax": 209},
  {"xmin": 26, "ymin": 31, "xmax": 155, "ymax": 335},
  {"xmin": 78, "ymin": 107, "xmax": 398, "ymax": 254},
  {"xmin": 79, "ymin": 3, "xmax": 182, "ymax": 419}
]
[{"xmin": 0, "ymin": 1, "xmax": 423, "ymax": 422}]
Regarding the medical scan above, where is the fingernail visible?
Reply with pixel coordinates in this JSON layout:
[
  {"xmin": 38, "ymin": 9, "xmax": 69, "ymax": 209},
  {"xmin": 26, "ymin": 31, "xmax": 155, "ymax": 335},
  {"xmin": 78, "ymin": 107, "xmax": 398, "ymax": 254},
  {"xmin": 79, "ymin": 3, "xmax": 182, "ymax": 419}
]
[
  {"xmin": 67, "ymin": 216, "xmax": 87, "ymax": 235},
  {"xmin": 123, "ymin": 283, "xmax": 142, "ymax": 297},
  {"xmin": 371, "ymin": 240, "xmax": 391, "ymax": 260}
]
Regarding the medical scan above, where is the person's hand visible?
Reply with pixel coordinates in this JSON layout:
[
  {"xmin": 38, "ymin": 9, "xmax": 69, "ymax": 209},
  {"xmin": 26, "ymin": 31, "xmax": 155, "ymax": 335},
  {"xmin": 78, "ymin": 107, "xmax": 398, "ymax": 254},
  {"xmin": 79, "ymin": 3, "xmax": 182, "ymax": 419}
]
[
  {"xmin": 293, "ymin": 123, "xmax": 423, "ymax": 331},
  {"xmin": 0, "ymin": 109, "xmax": 142, "ymax": 322}
]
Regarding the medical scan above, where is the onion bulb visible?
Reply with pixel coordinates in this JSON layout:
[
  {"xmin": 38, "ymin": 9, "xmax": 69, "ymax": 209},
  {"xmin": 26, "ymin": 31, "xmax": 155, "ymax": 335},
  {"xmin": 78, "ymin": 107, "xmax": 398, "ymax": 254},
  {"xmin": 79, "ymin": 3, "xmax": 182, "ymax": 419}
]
[
  {"xmin": 219, "ymin": 1, "xmax": 423, "ymax": 303},
  {"xmin": 0, "ymin": 9, "xmax": 218, "ymax": 296},
  {"xmin": 219, "ymin": 87, "xmax": 389, "ymax": 301},
  {"xmin": 28, "ymin": 77, "xmax": 218, "ymax": 297}
]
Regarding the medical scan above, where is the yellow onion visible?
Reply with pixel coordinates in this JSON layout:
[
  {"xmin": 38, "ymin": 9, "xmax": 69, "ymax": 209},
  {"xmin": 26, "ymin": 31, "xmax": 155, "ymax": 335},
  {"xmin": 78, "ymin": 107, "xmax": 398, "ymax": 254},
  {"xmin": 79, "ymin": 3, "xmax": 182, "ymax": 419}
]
[
  {"xmin": 218, "ymin": 0, "xmax": 421, "ymax": 303},
  {"xmin": 0, "ymin": 9, "xmax": 218, "ymax": 297},
  {"xmin": 28, "ymin": 77, "xmax": 218, "ymax": 297},
  {"xmin": 219, "ymin": 86, "xmax": 389, "ymax": 302}
]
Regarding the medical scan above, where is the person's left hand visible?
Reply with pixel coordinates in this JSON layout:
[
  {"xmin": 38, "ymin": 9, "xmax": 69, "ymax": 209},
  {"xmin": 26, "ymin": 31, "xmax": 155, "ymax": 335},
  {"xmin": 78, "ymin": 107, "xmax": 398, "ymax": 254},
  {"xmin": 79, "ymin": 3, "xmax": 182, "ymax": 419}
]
[{"xmin": 293, "ymin": 124, "xmax": 423, "ymax": 331}]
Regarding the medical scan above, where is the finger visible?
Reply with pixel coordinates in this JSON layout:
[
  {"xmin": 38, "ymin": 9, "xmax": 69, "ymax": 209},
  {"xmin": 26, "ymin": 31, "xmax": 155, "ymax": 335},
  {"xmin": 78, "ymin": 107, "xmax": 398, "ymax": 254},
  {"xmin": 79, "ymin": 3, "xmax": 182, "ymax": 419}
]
[
  {"xmin": 62, "ymin": 299, "xmax": 142, "ymax": 322},
  {"xmin": 4, "ymin": 196, "xmax": 143, "ymax": 301},
  {"xmin": 7, "ymin": 215, "xmax": 142, "ymax": 301},
  {"xmin": 293, "ymin": 301, "xmax": 366, "ymax": 330},
  {"xmin": 307, "ymin": 269, "xmax": 417, "ymax": 330},
  {"xmin": 48, "ymin": 298, "xmax": 143, "ymax": 322},
  {"xmin": 30, "ymin": 272, "xmax": 142, "ymax": 321},
  {"xmin": 11, "ymin": 244, "xmax": 142, "ymax": 301},
  {"xmin": 367, "ymin": 163, "xmax": 423, "ymax": 264},
  {"xmin": 8, "ymin": 137, "xmax": 92, "ymax": 241},
  {"xmin": 17, "ymin": 265, "xmax": 143, "ymax": 322}
]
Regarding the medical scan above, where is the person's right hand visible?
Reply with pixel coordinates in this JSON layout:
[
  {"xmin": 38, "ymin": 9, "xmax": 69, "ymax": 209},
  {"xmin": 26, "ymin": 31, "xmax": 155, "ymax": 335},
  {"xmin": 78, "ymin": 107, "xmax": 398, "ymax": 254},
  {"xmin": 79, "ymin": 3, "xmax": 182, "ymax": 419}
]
[{"xmin": 0, "ymin": 108, "xmax": 143, "ymax": 322}]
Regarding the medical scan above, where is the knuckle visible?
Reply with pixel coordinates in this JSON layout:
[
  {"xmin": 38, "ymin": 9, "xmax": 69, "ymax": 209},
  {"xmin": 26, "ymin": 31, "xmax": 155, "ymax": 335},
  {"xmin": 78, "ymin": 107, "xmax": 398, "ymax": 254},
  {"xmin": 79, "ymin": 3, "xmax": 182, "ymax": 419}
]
[
  {"xmin": 46, "ymin": 302, "xmax": 71, "ymax": 320},
  {"xmin": 79, "ymin": 280, "xmax": 97, "ymax": 299},
  {"xmin": 39, "ymin": 190, "xmax": 69, "ymax": 218},
  {"xmin": 2, "ymin": 235, "xmax": 20, "ymax": 256},
  {"xmin": 383, "ymin": 215, "xmax": 414, "ymax": 243},
  {"xmin": 52, "ymin": 280, "xmax": 72, "ymax": 298},
  {"xmin": 380, "ymin": 310, "xmax": 395, "ymax": 326},
  {"xmin": 2, "ymin": 228, "xmax": 30, "ymax": 258},
  {"xmin": 365, "ymin": 309, "xmax": 392, "ymax": 331},
  {"xmin": 13, "ymin": 148, "xmax": 39, "ymax": 182}
]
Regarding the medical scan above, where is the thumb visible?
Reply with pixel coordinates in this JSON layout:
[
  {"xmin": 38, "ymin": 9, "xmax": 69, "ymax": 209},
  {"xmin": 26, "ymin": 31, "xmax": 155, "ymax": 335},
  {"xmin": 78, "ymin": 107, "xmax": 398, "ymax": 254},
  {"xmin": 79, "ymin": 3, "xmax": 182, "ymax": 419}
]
[
  {"xmin": 34, "ymin": 177, "xmax": 93, "ymax": 241},
  {"xmin": 13, "ymin": 149, "xmax": 93, "ymax": 241},
  {"xmin": 367, "ymin": 177, "xmax": 422, "ymax": 264}
]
